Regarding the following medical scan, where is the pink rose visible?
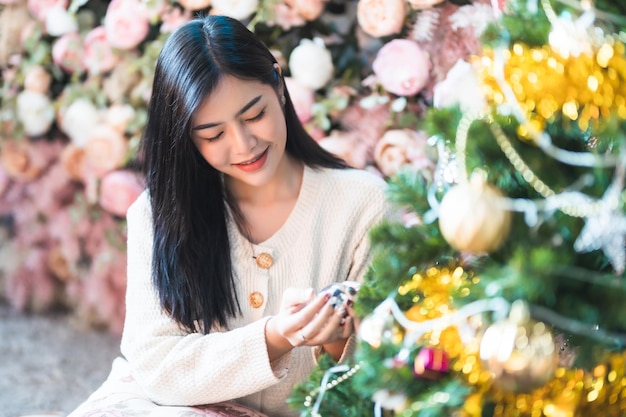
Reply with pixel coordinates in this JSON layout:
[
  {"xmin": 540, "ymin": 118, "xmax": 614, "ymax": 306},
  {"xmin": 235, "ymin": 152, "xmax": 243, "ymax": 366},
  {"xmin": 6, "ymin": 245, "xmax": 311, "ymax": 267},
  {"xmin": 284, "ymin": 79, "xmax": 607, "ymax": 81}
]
[
  {"xmin": 99, "ymin": 170, "xmax": 144, "ymax": 217},
  {"xmin": 83, "ymin": 26, "xmax": 119, "ymax": 74},
  {"xmin": 27, "ymin": 0, "xmax": 68, "ymax": 21},
  {"xmin": 357, "ymin": 0, "xmax": 406, "ymax": 38},
  {"xmin": 0, "ymin": 165, "xmax": 10, "ymax": 197},
  {"xmin": 52, "ymin": 32, "xmax": 85, "ymax": 74},
  {"xmin": 318, "ymin": 131, "xmax": 368, "ymax": 169},
  {"xmin": 285, "ymin": 0, "xmax": 328, "ymax": 20},
  {"xmin": 372, "ymin": 39, "xmax": 431, "ymax": 96},
  {"xmin": 104, "ymin": 0, "xmax": 150, "ymax": 50},
  {"xmin": 285, "ymin": 77, "xmax": 315, "ymax": 123}
]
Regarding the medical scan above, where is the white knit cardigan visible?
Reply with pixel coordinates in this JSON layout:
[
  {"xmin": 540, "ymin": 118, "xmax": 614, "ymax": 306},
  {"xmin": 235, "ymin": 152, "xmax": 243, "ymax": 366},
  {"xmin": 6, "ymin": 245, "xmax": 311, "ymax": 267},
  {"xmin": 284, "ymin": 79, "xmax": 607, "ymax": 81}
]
[{"xmin": 119, "ymin": 165, "xmax": 390, "ymax": 417}]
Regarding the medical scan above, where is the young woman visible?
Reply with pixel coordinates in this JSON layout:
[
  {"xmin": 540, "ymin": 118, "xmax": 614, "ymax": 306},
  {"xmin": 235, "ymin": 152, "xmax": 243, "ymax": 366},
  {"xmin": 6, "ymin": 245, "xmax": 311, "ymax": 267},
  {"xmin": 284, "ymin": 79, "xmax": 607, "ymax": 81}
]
[{"xmin": 68, "ymin": 15, "xmax": 390, "ymax": 417}]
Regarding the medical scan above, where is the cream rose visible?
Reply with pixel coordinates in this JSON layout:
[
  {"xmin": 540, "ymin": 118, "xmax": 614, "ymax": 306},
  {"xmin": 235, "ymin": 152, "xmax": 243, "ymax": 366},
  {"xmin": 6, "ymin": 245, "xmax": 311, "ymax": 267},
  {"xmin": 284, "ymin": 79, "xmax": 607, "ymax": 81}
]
[
  {"xmin": 23, "ymin": 65, "xmax": 52, "ymax": 94},
  {"xmin": 372, "ymin": 39, "xmax": 430, "ymax": 96},
  {"xmin": 433, "ymin": 59, "xmax": 486, "ymax": 114},
  {"xmin": 104, "ymin": 0, "xmax": 150, "ymax": 50},
  {"xmin": 177, "ymin": 0, "xmax": 211, "ymax": 10},
  {"xmin": 83, "ymin": 26, "xmax": 119, "ymax": 74},
  {"xmin": 373, "ymin": 129, "xmax": 432, "ymax": 177},
  {"xmin": 45, "ymin": 5, "xmax": 77, "ymax": 36},
  {"xmin": 60, "ymin": 143, "xmax": 86, "ymax": 181},
  {"xmin": 357, "ymin": 0, "xmax": 406, "ymax": 38},
  {"xmin": 60, "ymin": 98, "xmax": 102, "ymax": 147},
  {"xmin": 16, "ymin": 91, "xmax": 55, "ymax": 137},
  {"xmin": 211, "ymin": 0, "xmax": 259, "ymax": 20},
  {"xmin": 83, "ymin": 124, "xmax": 129, "ymax": 177},
  {"xmin": 288, "ymin": 38, "xmax": 334, "ymax": 90},
  {"xmin": 105, "ymin": 104, "xmax": 136, "ymax": 134},
  {"xmin": 0, "ymin": 141, "xmax": 44, "ymax": 181},
  {"xmin": 408, "ymin": 0, "xmax": 445, "ymax": 9}
]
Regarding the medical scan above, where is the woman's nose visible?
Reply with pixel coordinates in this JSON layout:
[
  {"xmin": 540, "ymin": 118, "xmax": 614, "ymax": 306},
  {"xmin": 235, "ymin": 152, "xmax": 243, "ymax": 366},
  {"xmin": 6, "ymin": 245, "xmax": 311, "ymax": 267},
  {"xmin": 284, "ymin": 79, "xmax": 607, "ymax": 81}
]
[{"xmin": 230, "ymin": 122, "xmax": 257, "ymax": 153}]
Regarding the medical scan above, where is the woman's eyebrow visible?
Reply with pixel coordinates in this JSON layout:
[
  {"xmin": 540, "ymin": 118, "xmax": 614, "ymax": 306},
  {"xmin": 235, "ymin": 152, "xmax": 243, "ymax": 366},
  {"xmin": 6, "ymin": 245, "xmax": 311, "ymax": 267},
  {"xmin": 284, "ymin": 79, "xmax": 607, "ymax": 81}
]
[{"xmin": 192, "ymin": 95, "xmax": 263, "ymax": 131}]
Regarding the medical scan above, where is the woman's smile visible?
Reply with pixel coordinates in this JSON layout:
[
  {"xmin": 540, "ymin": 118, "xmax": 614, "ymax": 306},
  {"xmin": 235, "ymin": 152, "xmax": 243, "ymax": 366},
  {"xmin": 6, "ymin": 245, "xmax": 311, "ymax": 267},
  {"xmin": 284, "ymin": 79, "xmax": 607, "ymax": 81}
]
[{"xmin": 234, "ymin": 146, "xmax": 269, "ymax": 172}]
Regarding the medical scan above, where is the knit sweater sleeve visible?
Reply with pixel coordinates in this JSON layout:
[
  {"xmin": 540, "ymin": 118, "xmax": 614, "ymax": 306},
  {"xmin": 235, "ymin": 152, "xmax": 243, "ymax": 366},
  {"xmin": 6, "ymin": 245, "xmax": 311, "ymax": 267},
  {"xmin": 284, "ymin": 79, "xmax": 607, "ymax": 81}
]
[{"xmin": 120, "ymin": 192, "xmax": 286, "ymax": 406}]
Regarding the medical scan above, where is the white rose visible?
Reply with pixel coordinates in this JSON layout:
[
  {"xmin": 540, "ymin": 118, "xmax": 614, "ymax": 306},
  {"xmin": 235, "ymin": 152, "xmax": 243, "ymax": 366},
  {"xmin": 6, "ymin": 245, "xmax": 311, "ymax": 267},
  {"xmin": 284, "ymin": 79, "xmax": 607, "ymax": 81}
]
[
  {"xmin": 16, "ymin": 91, "xmax": 55, "ymax": 137},
  {"xmin": 60, "ymin": 99, "xmax": 102, "ymax": 147},
  {"xmin": 45, "ymin": 6, "xmax": 78, "ymax": 36},
  {"xmin": 433, "ymin": 59, "xmax": 486, "ymax": 114},
  {"xmin": 211, "ymin": 0, "xmax": 259, "ymax": 20},
  {"xmin": 288, "ymin": 38, "xmax": 334, "ymax": 90}
]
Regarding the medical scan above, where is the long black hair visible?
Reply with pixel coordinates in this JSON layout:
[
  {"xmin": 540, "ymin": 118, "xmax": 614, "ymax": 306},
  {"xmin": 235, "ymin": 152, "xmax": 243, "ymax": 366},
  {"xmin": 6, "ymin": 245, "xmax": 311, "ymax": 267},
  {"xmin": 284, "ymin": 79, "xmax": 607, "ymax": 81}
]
[{"xmin": 141, "ymin": 15, "xmax": 347, "ymax": 333}]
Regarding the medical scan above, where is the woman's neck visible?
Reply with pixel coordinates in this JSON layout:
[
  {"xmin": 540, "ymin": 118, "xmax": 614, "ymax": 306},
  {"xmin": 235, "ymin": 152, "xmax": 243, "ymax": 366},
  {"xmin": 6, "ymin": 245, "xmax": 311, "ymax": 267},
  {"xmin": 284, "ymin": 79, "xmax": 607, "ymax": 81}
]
[{"xmin": 226, "ymin": 156, "xmax": 304, "ymax": 207}]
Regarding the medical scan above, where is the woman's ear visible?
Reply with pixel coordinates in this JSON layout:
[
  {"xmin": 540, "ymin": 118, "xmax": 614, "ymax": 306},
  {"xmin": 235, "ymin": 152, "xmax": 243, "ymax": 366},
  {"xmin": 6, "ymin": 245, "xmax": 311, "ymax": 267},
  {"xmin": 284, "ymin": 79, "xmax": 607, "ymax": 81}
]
[
  {"xmin": 273, "ymin": 63, "xmax": 285, "ymax": 103},
  {"xmin": 273, "ymin": 63, "xmax": 282, "ymax": 78}
]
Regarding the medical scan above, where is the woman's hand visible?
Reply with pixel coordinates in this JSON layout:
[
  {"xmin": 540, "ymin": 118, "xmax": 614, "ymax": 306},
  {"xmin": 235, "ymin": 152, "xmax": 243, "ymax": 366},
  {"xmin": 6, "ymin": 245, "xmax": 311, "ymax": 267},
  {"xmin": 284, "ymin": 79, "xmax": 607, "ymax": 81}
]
[{"xmin": 265, "ymin": 288, "xmax": 354, "ymax": 361}]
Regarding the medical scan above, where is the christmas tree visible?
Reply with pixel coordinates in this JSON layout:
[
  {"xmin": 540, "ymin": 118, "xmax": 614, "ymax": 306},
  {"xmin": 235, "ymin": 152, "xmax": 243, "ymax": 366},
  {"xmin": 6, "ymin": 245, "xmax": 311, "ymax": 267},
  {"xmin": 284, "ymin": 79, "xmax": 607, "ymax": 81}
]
[{"xmin": 290, "ymin": 0, "xmax": 626, "ymax": 416}]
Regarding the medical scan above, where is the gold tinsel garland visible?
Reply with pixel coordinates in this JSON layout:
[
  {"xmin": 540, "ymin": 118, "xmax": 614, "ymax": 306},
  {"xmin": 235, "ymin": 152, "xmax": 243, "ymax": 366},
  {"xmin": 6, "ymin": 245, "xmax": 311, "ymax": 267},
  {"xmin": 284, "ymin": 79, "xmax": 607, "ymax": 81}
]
[
  {"xmin": 474, "ymin": 37, "xmax": 626, "ymax": 136},
  {"xmin": 396, "ymin": 266, "xmax": 626, "ymax": 417}
]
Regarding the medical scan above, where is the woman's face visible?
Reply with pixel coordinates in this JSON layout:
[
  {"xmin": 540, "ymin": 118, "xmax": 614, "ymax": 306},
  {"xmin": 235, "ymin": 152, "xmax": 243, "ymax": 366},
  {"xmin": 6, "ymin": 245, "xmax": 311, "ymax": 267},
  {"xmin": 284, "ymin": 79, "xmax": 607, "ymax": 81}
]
[{"xmin": 190, "ymin": 74, "xmax": 288, "ymax": 189}]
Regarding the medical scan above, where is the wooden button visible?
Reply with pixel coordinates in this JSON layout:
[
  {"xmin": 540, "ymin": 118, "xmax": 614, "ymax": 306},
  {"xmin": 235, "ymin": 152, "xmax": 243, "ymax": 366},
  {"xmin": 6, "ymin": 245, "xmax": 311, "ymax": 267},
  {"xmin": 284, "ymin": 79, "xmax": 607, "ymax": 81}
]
[
  {"xmin": 249, "ymin": 291, "xmax": 264, "ymax": 308},
  {"xmin": 255, "ymin": 253, "xmax": 273, "ymax": 269}
]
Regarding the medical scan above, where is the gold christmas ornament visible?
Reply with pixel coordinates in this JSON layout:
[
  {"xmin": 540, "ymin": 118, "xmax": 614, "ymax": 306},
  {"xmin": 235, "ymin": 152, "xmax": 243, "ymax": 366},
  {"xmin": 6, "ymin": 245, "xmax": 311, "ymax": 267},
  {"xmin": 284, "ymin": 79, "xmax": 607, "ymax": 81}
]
[
  {"xmin": 479, "ymin": 301, "xmax": 558, "ymax": 393},
  {"xmin": 438, "ymin": 175, "xmax": 512, "ymax": 253}
]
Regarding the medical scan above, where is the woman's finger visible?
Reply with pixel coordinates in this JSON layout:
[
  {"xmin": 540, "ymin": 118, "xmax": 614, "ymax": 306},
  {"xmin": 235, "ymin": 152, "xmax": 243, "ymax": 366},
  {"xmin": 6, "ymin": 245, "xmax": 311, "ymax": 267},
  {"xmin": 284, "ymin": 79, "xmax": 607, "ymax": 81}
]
[{"xmin": 302, "ymin": 303, "xmax": 349, "ymax": 345}]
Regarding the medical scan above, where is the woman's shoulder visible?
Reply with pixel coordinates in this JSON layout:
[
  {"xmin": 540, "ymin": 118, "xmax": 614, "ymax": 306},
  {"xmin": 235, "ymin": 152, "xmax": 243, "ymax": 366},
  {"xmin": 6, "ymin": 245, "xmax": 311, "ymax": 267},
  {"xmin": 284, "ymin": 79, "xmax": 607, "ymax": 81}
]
[
  {"xmin": 313, "ymin": 167, "xmax": 387, "ymax": 197},
  {"xmin": 308, "ymin": 166, "xmax": 389, "ymax": 208},
  {"xmin": 127, "ymin": 189, "xmax": 151, "ymax": 220}
]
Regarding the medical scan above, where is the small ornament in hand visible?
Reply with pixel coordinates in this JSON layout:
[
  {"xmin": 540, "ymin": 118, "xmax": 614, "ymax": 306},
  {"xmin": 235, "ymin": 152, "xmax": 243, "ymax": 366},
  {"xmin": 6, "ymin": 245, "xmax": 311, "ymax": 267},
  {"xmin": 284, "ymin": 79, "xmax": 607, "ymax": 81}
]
[{"xmin": 319, "ymin": 281, "xmax": 360, "ymax": 311}]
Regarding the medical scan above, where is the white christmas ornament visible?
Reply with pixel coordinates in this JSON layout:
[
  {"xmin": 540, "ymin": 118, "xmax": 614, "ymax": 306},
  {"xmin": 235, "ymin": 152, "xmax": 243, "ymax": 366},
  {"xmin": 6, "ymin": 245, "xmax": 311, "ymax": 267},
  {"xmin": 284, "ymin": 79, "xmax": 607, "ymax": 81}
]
[{"xmin": 438, "ymin": 175, "xmax": 512, "ymax": 253}]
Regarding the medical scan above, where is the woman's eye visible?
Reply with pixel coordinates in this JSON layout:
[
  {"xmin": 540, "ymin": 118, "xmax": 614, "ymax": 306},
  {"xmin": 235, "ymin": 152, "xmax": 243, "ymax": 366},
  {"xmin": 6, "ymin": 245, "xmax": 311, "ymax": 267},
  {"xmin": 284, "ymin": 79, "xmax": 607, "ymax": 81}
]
[
  {"xmin": 204, "ymin": 132, "xmax": 223, "ymax": 142},
  {"xmin": 246, "ymin": 109, "xmax": 265, "ymax": 122}
]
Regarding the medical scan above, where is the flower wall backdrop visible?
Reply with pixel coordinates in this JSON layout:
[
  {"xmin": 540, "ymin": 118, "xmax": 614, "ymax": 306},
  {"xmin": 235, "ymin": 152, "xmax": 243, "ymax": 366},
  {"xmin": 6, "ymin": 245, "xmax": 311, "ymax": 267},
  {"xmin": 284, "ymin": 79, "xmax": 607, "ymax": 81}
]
[{"xmin": 0, "ymin": 0, "xmax": 488, "ymax": 333}]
